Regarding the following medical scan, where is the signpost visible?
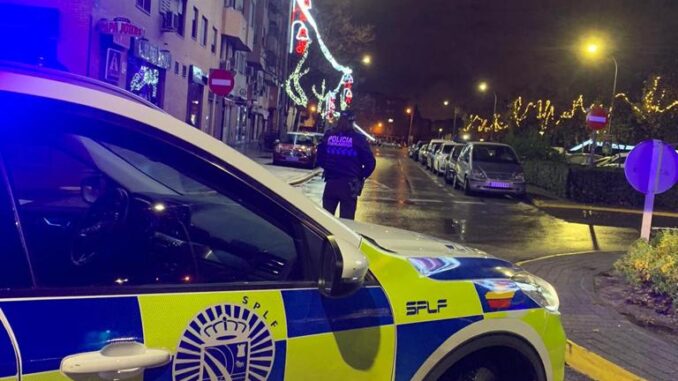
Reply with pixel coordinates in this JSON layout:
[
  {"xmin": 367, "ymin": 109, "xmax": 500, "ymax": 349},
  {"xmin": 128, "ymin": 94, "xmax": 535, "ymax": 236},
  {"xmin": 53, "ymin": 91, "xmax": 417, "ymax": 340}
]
[
  {"xmin": 207, "ymin": 69, "xmax": 235, "ymax": 136},
  {"xmin": 586, "ymin": 106, "xmax": 609, "ymax": 166},
  {"xmin": 624, "ymin": 139, "xmax": 678, "ymax": 240}
]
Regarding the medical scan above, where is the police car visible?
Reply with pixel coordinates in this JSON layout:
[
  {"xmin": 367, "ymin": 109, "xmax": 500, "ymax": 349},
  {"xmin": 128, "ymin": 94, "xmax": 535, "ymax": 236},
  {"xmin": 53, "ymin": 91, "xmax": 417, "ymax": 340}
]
[{"xmin": 0, "ymin": 63, "xmax": 565, "ymax": 381}]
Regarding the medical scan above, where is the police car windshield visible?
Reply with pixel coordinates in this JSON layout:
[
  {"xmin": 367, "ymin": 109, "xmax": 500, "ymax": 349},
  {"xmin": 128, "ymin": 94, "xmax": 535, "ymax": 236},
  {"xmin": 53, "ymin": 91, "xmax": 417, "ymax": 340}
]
[
  {"xmin": 103, "ymin": 142, "xmax": 213, "ymax": 196},
  {"xmin": 442, "ymin": 145, "xmax": 453, "ymax": 154},
  {"xmin": 472, "ymin": 145, "xmax": 519, "ymax": 164},
  {"xmin": 282, "ymin": 133, "xmax": 315, "ymax": 146}
]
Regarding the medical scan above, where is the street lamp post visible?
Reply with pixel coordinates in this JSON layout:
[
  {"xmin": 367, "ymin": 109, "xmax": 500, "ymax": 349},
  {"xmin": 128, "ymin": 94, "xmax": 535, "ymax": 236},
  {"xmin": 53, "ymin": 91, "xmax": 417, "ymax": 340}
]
[
  {"xmin": 581, "ymin": 37, "xmax": 620, "ymax": 165},
  {"xmin": 478, "ymin": 82, "xmax": 498, "ymax": 140},
  {"xmin": 406, "ymin": 107, "xmax": 414, "ymax": 144},
  {"xmin": 443, "ymin": 101, "xmax": 460, "ymax": 138}
]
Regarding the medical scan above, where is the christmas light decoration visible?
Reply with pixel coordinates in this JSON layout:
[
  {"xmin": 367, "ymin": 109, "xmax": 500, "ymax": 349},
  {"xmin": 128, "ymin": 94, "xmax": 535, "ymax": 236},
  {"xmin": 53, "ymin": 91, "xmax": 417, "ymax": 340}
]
[{"xmin": 286, "ymin": 0, "xmax": 355, "ymax": 120}]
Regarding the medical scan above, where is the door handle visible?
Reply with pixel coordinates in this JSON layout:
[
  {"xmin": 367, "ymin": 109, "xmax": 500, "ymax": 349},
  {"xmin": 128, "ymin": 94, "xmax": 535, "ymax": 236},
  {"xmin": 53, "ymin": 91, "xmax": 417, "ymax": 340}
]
[{"xmin": 61, "ymin": 341, "xmax": 170, "ymax": 380}]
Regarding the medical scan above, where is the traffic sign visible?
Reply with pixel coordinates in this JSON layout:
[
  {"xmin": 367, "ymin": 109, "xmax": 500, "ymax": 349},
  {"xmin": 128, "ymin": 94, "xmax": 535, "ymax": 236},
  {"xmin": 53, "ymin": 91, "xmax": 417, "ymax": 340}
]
[
  {"xmin": 586, "ymin": 106, "xmax": 608, "ymax": 131},
  {"xmin": 624, "ymin": 139, "xmax": 678, "ymax": 240},
  {"xmin": 625, "ymin": 140, "xmax": 678, "ymax": 194},
  {"xmin": 208, "ymin": 69, "xmax": 235, "ymax": 97}
]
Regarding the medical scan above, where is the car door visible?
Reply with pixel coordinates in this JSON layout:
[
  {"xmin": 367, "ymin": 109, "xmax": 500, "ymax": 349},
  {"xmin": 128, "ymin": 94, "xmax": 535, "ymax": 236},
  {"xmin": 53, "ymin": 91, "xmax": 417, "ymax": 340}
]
[{"xmin": 0, "ymin": 94, "xmax": 394, "ymax": 381}]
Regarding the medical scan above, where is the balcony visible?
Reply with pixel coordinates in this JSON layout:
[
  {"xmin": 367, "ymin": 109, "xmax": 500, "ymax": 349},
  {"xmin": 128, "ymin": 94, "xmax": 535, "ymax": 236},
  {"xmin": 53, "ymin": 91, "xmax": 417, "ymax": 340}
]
[{"xmin": 222, "ymin": 7, "xmax": 252, "ymax": 52}]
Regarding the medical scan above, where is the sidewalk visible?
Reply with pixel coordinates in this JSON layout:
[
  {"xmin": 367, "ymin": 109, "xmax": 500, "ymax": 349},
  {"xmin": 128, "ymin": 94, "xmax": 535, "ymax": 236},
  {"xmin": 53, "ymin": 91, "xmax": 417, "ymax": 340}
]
[
  {"xmin": 235, "ymin": 143, "xmax": 322, "ymax": 186},
  {"xmin": 521, "ymin": 252, "xmax": 678, "ymax": 381}
]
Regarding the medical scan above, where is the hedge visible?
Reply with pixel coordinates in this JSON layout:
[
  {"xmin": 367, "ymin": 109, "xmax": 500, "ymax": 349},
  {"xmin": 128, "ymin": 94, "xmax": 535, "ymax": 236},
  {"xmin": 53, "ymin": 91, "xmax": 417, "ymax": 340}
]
[{"xmin": 524, "ymin": 160, "xmax": 678, "ymax": 211}]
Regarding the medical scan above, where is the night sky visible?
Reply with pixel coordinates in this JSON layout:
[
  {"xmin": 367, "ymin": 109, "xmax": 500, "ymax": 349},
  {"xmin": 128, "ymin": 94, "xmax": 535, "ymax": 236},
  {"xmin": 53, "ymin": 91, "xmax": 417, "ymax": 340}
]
[{"xmin": 347, "ymin": 0, "xmax": 678, "ymax": 119}]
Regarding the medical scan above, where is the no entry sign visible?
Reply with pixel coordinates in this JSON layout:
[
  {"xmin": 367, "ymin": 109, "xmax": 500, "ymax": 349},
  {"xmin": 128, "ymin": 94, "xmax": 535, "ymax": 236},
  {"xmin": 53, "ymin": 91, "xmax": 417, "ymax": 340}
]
[
  {"xmin": 586, "ymin": 106, "xmax": 609, "ymax": 131},
  {"xmin": 208, "ymin": 69, "xmax": 235, "ymax": 97}
]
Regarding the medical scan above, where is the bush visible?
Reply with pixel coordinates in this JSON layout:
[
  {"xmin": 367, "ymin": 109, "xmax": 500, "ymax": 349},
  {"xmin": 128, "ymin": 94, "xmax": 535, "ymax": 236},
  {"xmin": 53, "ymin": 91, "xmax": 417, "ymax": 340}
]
[
  {"xmin": 615, "ymin": 231, "xmax": 678, "ymax": 304},
  {"xmin": 523, "ymin": 160, "xmax": 678, "ymax": 211}
]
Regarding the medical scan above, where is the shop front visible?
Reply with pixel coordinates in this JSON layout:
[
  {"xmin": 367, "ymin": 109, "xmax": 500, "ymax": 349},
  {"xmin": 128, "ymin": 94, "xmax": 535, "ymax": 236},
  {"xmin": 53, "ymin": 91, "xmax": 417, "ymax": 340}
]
[
  {"xmin": 187, "ymin": 65, "xmax": 207, "ymax": 129},
  {"xmin": 126, "ymin": 38, "xmax": 171, "ymax": 107}
]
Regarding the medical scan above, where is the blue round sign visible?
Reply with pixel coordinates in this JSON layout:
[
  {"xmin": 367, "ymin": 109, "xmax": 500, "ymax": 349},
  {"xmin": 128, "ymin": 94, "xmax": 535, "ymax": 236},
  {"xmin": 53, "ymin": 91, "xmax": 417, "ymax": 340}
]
[{"xmin": 625, "ymin": 140, "xmax": 678, "ymax": 195}]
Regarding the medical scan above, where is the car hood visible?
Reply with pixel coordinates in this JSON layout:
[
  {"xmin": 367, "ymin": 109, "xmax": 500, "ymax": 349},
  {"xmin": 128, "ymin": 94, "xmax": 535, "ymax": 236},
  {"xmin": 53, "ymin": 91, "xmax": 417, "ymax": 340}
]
[
  {"xmin": 475, "ymin": 161, "xmax": 522, "ymax": 173},
  {"xmin": 342, "ymin": 220, "xmax": 524, "ymax": 281},
  {"xmin": 341, "ymin": 220, "xmax": 493, "ymax": 259}
]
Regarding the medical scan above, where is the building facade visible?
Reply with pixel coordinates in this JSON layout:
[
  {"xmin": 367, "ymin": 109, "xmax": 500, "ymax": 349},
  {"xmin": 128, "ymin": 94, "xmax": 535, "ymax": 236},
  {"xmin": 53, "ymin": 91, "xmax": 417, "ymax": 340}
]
[{"xmin": 1, "ymin": 0, "xmax": 291, "ymax": 146}]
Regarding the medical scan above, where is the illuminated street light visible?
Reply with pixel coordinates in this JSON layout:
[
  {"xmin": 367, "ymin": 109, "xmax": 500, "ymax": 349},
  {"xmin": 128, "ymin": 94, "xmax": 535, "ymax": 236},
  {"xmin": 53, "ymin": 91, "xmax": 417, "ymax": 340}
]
[
  {"xmin": 388, "ymin": 118, "xmax": 394, "ymax": 123},
  {"xmin": 362, "ymin": 54, "xmax": 372, "ymax": 66},
  {"xmin": 462, "ymin": 133, "xmax": 471, "ymax": 141},
  {"xmin": 477, "ymin": 81, "xmax": 498, "ymax": 138},
  {"xmin": 443, "ymin": 100, "xmax": 450, "ymax": 106},
  {"xmin": 378, "ymin": 122, "xmax": 383, "ymax": 128},
  {"xmin": 406, "ymin": 107, "xmax": 414, "ymax": 144},
  {"xmin": 579, "ymin": 34, "xmax": 619, "ymax": 164},
  {"xmin": 309, "ymin": 104, "xmax": 317, "ymax": 113}
]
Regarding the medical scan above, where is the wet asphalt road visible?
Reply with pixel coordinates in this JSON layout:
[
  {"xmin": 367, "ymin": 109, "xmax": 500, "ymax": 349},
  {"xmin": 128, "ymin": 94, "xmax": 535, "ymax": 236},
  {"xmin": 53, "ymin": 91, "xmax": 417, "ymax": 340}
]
[{"xmin": 301, "ymin": 147, "xmax": 649, "ymax": 263}]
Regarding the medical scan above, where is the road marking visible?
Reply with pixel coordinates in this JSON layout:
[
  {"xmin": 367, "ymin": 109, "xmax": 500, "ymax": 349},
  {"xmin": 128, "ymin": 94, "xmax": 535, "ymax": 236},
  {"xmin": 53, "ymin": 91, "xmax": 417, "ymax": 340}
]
[
  {"xmin": 408, "ymin": 198, "xmax": 444, "ymax": 203},
  {"xmin": 533, "ymin": 199, "xmax": 678, "ymax": 218}
]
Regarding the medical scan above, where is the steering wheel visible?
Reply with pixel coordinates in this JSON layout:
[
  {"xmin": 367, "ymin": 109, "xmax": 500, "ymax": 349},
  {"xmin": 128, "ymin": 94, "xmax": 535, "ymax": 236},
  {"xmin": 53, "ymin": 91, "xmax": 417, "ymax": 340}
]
[{"xmin": 70, "ymin": 186, "xmax": 129, "ymax": 267}]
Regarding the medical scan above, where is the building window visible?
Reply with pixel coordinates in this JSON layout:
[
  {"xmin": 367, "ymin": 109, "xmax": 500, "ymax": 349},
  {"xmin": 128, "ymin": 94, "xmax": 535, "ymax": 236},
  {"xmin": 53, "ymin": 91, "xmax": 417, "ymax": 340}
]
[
  {"xmin": 224, "ymin": 0, "xmax": 244, "ymax": 11},
  {"xmin": 200, "ymin": 16, "xmax": 208, "ymax": 46},
  {"xmin": 174, "ymin": 61, "xmax": 179, "ymax": 75},
  {"xmin": 211, "ymin": 27, "xmax": 217, "ymax": 53},
  {"xmin": 191, "ymin": 7, "xmax": 198, "ymax": 39},
  {"xmin": 177, "ymin": 0, "xmax": 187, "ymax": 36},
  {"xmin": 182, "ymin": 64, "xmax": 187, "ymax": 77},
  {"xmin": 136, "ymin": 0, "xmax": 151, "ymax": 13}
]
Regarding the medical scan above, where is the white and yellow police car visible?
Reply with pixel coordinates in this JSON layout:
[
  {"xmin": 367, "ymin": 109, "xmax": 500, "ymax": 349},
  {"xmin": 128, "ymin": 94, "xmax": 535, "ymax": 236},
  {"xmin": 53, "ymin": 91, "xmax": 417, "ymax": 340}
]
[{"xmin": 0, "ymin": 63, "xmax": 565, "ymax": 381}]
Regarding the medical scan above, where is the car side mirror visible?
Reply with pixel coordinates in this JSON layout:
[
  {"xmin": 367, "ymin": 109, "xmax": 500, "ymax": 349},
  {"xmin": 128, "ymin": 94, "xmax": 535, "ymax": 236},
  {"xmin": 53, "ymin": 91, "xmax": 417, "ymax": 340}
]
[{"xmin": 319, "ymin": 236, "xmax": 368, "ymax": 298}]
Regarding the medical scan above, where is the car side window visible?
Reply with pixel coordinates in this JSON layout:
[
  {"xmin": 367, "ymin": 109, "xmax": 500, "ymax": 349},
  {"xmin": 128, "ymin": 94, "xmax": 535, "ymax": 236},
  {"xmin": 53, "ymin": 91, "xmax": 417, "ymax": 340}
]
[{"xmin": 1, "ymin": 115, "xmax": 318, "ymax": 290}]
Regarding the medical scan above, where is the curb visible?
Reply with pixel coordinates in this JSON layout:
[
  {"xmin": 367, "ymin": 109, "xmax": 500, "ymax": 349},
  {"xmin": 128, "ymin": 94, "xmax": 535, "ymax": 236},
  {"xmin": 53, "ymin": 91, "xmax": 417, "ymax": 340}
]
[
  {"xmin": 519, "ymin": 252, "xmax": 648, "ymax": 381},
  {"xmin": 287, "ymin": 169, "xmax": 322, "ymax": 186},
  {"xmin": 565, "ymin": 340, "xmax": 646, "ymax": 381},
  {"xmin": 530, "ymin": 199, "xmax": 678, "ymax": 218}
]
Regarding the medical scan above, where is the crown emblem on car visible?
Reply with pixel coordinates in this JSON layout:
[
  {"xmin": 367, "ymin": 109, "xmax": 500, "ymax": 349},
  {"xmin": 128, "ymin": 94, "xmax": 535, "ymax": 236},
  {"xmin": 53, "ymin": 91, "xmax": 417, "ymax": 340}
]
[{"xmin": 173, "ymin": 304, "xmax": 275, "ymax": 381}]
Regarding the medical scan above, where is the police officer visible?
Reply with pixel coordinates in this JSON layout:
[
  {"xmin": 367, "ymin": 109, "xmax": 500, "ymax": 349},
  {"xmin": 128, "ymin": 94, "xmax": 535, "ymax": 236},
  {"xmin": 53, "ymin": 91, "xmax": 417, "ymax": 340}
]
[{"xmin": 317, "ymin": 110, "xmax": 376, "ymax": 220}]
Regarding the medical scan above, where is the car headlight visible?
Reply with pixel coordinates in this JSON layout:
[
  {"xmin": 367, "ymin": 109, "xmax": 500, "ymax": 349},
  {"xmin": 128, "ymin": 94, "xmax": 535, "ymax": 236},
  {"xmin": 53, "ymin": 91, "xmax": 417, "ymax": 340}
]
[
  {"xmin": 513, "ymin": 172, "xmax": 526, "ymax": 182},
  {"xmin": 512, "ymin": 272, "xmax": 560, "ymax": 312},
  {"xmin": 471, "ymin": 168, "xmax": 487, "ymax": 180}
]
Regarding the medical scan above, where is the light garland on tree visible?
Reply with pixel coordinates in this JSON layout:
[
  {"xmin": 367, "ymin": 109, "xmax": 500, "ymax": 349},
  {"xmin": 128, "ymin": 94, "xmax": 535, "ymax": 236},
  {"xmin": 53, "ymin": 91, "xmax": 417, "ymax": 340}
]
[{"xmin": 286, "ymin": 0, "xmax": 355, "ymax": 120}]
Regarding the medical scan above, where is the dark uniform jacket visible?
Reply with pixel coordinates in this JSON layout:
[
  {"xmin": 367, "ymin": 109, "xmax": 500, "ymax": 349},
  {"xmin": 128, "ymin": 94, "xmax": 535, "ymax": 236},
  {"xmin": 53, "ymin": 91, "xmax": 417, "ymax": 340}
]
[{"xmin": 317, "ymin": 128, "xmax": 376, "ymax": 181}]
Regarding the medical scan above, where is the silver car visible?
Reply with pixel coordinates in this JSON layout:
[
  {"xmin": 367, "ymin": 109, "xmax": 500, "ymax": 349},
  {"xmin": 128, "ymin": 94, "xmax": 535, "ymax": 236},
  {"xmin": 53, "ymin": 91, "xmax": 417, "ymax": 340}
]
[
  {"xmin": 454, "ymin": 142, "xmax": 526, "ymax": 196},
  {"xmin": 444, "ymin": 144, "xmax": 466, "ymax": 184}
]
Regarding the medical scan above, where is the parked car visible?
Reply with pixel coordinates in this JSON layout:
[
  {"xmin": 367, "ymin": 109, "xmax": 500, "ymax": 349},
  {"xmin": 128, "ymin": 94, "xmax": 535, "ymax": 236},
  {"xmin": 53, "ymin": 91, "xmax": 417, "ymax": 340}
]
[
  {"xmin": 455, "ymin": 142, "xmax": 526, "ymax": 196},
  {"xmin": 433, "ymin": 142, "xmax": 457, "ymax": 175},
  {"xmin": 0, "ymin": 63, "xmax": 565, "ymax": 381},
  {"xmin": 409, "ymin": 140, "xmax": 427, "ymax": 159},
  {"xmin": 418, "ymin": 142, "xmax": 430, "ymax": 164},
  {"xmin": 425, "ymin": 139, "xmax": 446, "ymax": 169},
  {"xmin": 273, "ymin": 132, "xmax": 319, "ymax": 168},
  {"xmin": 596, "ymin": 152, "xmax": 629, "ymax": 169},
  {"xmin": 444, "ymin": 144, "xmax": 466, "ymax": 184},
  {"xmin": 566, "ymin": 153, "xmax": 602, "ymax": 166}
]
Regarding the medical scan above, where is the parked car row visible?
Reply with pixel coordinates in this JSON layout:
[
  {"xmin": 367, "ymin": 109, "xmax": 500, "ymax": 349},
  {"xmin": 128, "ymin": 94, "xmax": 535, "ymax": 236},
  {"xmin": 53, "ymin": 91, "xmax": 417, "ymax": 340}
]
[{"xmin": 410, "ymin": 140, "xmax": 527, "ymax": 197}]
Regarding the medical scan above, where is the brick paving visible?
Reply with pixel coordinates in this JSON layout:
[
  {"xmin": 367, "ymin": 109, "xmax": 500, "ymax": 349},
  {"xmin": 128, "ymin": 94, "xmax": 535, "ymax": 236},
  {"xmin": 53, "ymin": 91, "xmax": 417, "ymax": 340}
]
[{"xmin": 523, "ymin": 252, "xmax": 678, "ymax": 381}]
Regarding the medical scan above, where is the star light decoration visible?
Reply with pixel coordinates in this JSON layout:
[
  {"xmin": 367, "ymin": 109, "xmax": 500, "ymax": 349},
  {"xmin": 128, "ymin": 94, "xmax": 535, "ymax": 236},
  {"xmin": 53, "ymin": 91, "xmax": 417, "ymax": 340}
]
[
  {"xmin": 463, "ymin": 75, "xmax": 678, "ymax": 134},
  {"xmin": 286, "ymin": 0, "xmax": 354, "ymax": 121}
]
